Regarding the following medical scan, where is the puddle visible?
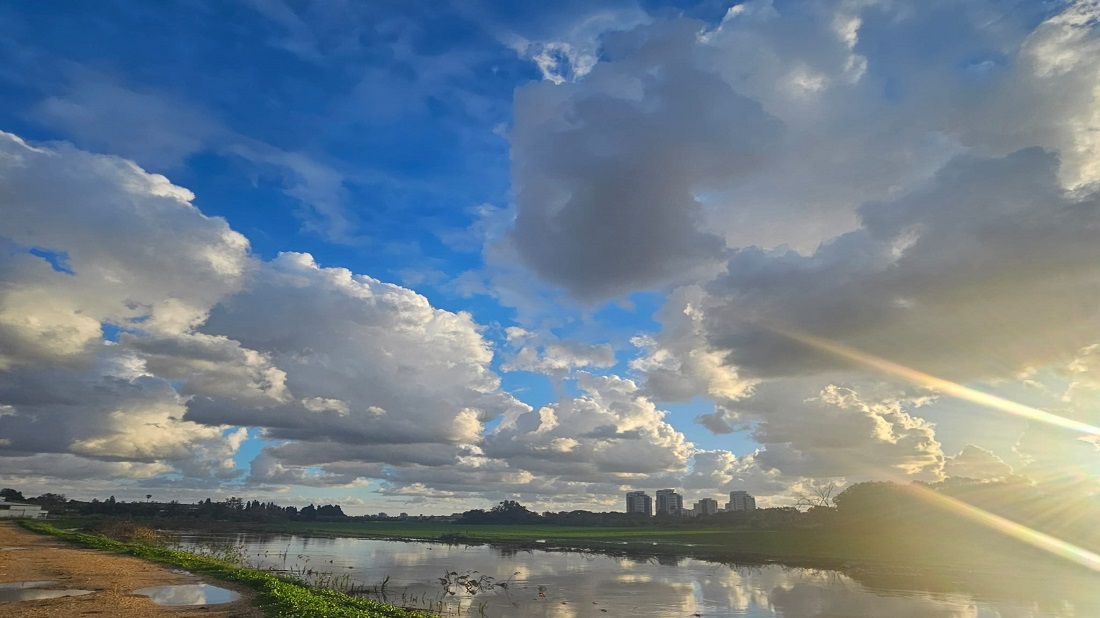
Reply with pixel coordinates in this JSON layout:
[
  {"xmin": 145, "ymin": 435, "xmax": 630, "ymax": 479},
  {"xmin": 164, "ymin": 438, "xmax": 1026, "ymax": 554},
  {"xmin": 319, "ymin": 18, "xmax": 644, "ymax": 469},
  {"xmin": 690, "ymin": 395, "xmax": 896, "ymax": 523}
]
[
  {"xmin": 0, "ymin": 581, "xmax": 94, "ymax": 602},
  {"xmin": 0, "ymin": 547, "xmax": 28, "ymax": 551},
  {"xmin": 0, "ymin": 581, "xmax": 57, "ymax": 589},
  {"xmin": 133, "ymin": 584, "xmax": 241, "ymax": 606}
]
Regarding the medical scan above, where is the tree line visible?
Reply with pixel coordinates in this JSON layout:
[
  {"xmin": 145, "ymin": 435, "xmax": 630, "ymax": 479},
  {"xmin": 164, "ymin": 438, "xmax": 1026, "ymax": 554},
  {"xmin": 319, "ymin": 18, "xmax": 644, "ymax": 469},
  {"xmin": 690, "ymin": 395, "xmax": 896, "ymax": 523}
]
[
  {"xmin": 454, "ymin": 478, "xmax": 1100, "ymax": 552},
  {"xmin": 1, "ymin": 488, "xmax": 347, "ymax": 522}
]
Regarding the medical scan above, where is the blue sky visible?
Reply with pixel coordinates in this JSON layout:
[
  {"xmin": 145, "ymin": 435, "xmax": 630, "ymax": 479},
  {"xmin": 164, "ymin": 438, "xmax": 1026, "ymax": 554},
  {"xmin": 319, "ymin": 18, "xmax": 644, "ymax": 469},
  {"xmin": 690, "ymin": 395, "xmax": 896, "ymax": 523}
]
[{"xmin": 1, "ymin": 0, "xmax": 1099, "ymax": 514}]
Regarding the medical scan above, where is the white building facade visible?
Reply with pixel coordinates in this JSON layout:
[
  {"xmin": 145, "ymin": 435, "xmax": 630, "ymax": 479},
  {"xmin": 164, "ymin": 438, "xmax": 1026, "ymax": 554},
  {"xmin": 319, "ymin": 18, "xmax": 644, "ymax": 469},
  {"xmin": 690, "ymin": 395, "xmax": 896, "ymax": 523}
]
[
  {"xmin": 655, "ymin": 489, "xmax": 683, "ymax": 516},
  {"xmin": 694, "ymin": 498, "xmax": 720, "ymax": 516},
  {"xmin": 0, "ymin": 500, "xmax": 47, "ymax": 519},
  {"xmin": 726, "ymin": 491, "xmax": 756, "ymax": 512},
  {"xmin": 625, "ymin": 491, "xmax": 653, "ymax": 516}
]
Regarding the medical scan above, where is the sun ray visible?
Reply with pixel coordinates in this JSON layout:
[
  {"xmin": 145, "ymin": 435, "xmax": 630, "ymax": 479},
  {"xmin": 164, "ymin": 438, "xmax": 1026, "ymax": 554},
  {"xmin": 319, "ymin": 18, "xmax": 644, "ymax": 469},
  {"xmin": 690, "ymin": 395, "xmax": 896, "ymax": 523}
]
[
  {"xmin": 774, "ymin": 329, "xmax": 1100, "ymax": 439},
  {"xmin": 907, "ymin": 483, "xmax": 1100, "ymax": 572}
]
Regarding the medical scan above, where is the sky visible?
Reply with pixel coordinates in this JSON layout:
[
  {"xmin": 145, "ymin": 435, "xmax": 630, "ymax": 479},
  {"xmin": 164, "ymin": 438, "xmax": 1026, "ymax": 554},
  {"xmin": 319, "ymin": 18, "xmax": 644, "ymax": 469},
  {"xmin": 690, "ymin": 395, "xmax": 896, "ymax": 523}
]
[{"xmin": 1, "ymin": 0, "xmax": 1099, "ymax": 516}]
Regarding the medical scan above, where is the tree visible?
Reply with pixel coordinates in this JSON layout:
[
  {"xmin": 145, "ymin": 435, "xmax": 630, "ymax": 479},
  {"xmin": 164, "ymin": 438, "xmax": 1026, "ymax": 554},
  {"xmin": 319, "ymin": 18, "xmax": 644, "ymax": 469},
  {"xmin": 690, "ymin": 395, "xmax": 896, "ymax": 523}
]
[
  {"xmin": 0, "ymin": 488, "xmax": 26, "ymax": 502},
  {"xmin": 794, "ymin": 480, "xmax": 840, "ymax": 511},
  {"xmin": 833, "ymin": 481, "xmax": 924, "ymax": 525},
  {"xmin": 33, "ymin": 493, "xmax": 68, "ymax": 512},
  {"xmin": 490, "ymin": 500, "xmax": 540, "ymax": 523},
  {"xmin": 457, "ymin": 500, "xmax": 541, "ymax": 524}
]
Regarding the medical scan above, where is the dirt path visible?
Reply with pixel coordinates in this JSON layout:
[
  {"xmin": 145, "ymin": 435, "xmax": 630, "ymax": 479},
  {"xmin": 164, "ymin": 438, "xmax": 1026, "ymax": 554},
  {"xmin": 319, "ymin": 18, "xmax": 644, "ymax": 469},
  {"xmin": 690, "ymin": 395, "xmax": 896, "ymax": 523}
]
[{"xmin": 0, "ymin": 522, "xmax": 264, "ymax": 617}]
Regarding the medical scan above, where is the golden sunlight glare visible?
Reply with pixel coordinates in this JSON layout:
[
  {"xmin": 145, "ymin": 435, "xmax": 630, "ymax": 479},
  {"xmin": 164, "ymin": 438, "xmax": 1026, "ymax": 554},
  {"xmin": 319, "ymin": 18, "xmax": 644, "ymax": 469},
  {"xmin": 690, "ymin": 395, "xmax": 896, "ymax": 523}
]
[{"xmin": 775, "ymin": 329, "xmax": 1100, "ymax": 439}]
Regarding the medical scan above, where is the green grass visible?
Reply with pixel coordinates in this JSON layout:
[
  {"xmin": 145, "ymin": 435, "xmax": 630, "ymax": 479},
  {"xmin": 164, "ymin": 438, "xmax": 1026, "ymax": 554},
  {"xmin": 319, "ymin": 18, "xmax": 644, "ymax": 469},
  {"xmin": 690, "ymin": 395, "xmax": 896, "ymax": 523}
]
[
  {"xmin": 19, "ymin": 521, "xmax": 431, "ymax": 618},
  {"xmin": 176, "ymin": 520, "xmax": 946, "ymax": 567},
  {"xmin": 37, "ymin": 516, "xmax": 1076, "ymax": 575},
  {"xmin": 203, "ymin": 519, "xmax": 1067, "ymax": 572}
]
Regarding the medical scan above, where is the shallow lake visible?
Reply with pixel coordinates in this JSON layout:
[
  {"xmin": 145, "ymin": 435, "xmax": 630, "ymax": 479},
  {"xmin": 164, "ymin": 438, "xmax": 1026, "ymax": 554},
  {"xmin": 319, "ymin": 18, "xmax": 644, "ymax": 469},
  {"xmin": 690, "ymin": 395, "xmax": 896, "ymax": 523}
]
[{"xmin": 180, "ymin": 532, "xmax": 1100, "ymax": 617}]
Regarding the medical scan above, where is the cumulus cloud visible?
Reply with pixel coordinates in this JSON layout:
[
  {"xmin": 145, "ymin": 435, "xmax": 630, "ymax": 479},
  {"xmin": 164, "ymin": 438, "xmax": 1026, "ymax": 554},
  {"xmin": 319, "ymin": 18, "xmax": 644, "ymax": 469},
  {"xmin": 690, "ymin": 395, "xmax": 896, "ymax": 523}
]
[
  {"xmin": 705, "ymin": 148, "xmax": 1100, "ymax": 383},
  {"xmin": 631, "ymin": 285, "xmax": 755, "ymax": 403},
  {"xmin": 0, "ymin": 133, "xmax": 259, "ymax": 481},
  {"xmin": 7, "ymin": 0, "xmax": 1100, "ymax": 508},
  {"xmin": 0, "ymin": 346, "xmax": 241, "ymax": 479},
  {"xmin": 679, "ymin": 450, "xmax": 790, "ymax": 499},
  {"xmin": 0, "ymin": 453, "xmax": 172, "ymax": 481},
  {"xmin": 187, "ymin": 251, "xmax": 527, "ymax": 448},
  {"xmin": 505, "ymin": 0, "xmax": 1094, "ymax": 303},
  {"xmin": 509, "ymin": 18, "xmax": 781, "ymax": 300},
  {"xmin": 944, "ymin": 445, "xmax": 1014, "ymax": 482},
  {"xmin": 0, "ymin": 132, "xmax": 251, "ymax": 369},
  {"xmin": 502, "ymin": 328, "xmax": 616, "ymax": 377},
  {"xmin": 485, "ymin": 372, "xmax": 693, "ymax": 480},
  {"xmin": 748, "ymin": 382, "xmax": 944, "ymax": 480},
  {"xmin": 0, "ymin": 132, "xmax": 527, "ymax": 495},
  {"xmin": 592, "ymin": 1, "xmax": 1100, "ymax": 496}
]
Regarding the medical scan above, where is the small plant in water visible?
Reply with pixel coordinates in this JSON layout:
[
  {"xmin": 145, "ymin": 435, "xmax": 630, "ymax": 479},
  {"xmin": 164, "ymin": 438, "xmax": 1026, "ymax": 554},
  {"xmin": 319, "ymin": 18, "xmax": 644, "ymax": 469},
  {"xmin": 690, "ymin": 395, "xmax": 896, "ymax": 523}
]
[
  {"xmin": 94, "ymin": 522, "xmax": 178, "ymax": 548},
  {"xmin": 437, "ymin": 570, "xmax": 515, "ymax": 596},
  {"xmin": 183, "ymin": 539, "xmax": 250, "ymax": 566}
]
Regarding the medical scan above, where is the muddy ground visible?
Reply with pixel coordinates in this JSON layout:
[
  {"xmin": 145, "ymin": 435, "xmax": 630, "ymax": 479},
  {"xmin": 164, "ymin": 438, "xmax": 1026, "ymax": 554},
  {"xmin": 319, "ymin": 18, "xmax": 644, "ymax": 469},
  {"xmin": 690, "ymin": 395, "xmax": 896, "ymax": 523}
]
[{"xmin": 0, "ymin": 522, "xmax": 264, "ymax": 617}]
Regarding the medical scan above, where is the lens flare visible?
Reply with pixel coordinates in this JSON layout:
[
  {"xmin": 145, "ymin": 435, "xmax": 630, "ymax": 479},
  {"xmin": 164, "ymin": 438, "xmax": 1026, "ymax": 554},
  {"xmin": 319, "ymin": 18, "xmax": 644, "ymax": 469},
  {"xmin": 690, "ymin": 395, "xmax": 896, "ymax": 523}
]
[
  {"xmin": 775, "ymin": 329, "xmax": 1100, "ymax": 439},
  {"xmin": 907, "ymin": 483, "xmax": 1100, "ymax": 572},
  {"xmin": 772, "ymin": 328, "xmax": 1100, "ymax": 570}
]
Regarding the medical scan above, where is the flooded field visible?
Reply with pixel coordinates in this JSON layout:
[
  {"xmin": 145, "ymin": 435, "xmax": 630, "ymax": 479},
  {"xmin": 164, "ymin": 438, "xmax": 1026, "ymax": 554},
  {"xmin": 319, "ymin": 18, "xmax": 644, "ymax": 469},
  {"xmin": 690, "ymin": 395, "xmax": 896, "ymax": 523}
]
[{"xmin": 180, "ymin": 532, "xmax": 1100, "ymax": 617}]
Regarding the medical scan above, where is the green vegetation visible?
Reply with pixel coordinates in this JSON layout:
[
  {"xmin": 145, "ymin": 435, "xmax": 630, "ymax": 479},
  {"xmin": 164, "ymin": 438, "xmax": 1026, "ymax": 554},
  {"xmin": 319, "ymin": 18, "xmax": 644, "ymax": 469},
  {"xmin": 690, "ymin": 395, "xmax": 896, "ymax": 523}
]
[
  {"xmin": 19, "ymin": 478, "xmax": 1100, "ymax": 576},
  {"xmin": 20, "ymin": 521, "xmax": 430, "ymax": 618},
  {"xmin": 194, "ymin": 519, "xmax": 1036, "ymax": 570}
]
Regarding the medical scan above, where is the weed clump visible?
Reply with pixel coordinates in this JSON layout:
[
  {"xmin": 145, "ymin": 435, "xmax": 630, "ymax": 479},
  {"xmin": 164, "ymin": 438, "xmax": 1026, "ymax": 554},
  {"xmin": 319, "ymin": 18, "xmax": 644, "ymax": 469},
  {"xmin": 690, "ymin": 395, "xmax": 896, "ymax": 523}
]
[{"xmin": 89, "ymin": 520, "xmax": 178, "ymax": 548}]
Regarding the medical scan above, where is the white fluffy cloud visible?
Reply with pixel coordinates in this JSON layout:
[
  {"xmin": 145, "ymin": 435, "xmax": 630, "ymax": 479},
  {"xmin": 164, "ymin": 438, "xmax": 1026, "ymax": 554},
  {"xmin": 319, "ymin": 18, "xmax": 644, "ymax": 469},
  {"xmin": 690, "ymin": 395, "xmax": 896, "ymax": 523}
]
[
  {"xmin": 502, "ymin": 328, "xmax": 616, "ymax": 376},
  {"xmin": 631, "ymin": 285, "xmax": 755, "ymax": 403},
  {"xmin": 6, "ymin": 0, "xmax": 1100, "ymax": 509},
  {"xmin": 485, "ymin": 372, "xmax": 693, "ymax": 479},
  {"xmin": 187, "ymin": 251, "xmax": 528, "ymax": 446},
  {"xmin": 0, "ymin": 132, "xmax": 251, "ymax": 369},
  {"xmin": 0, "ymin": 130, "xmax": 735, "ymax": 507},
  {"xmin": 0, "ymin": 131, "xmax": 255, "ymax": 481},
  {"xmin": 0, "ymin": 132, "xmax": 529, "ymax": 495},
  {"xmin": 543, "ymin": 1, "xmax": 1100, "ymax": 493},
  {"xmin": 726, "ymin": 381, "xmax": 944, "ymax": 480}
]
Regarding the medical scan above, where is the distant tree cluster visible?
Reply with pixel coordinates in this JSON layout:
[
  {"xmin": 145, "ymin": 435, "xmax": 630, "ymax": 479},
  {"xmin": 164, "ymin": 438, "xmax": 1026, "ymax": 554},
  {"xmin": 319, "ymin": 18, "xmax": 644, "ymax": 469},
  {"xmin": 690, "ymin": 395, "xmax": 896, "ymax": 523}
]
[
  {"xmin": 1, "ymin": 488, "xmax": 27, "ymax": 502},
  {"xmin": 456, "ymin": 500, "xmax": 541, "ymax": 524},
  {"xmin": 1, "ymin": 488, "xmax": 348, "ymax": 523},
  {"xmin": 453, "ymin": 479, "xmax": 1100, "ymax": 556}
]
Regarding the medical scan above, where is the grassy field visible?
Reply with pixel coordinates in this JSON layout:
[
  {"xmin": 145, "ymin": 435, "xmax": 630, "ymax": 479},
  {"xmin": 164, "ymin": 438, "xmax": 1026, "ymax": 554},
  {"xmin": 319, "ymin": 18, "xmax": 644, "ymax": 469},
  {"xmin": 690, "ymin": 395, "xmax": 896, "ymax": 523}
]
[
  {"xmin": 143, "ymin": 519, "xmax": 1051, "ymax": 571},
  {"xmin": 42, "ymin": 516, "xmax": 1073, "ymax": 574}
]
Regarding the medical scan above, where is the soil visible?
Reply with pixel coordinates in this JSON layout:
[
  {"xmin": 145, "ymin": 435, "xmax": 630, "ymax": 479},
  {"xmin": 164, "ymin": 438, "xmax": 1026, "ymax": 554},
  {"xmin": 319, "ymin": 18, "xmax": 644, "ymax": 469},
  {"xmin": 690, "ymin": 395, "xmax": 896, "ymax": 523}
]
[{"xmin": 0, "ymin": 522, "xmax": 264, "ymax": 617}]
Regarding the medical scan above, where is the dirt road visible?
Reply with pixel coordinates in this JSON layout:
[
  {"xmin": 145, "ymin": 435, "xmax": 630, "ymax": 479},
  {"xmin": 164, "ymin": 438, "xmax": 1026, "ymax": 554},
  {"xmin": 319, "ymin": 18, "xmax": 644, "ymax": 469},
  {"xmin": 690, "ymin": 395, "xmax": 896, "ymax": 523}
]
[{"xmin": 0, "ymin": 522, "xmax": 264, "ymax": 617}]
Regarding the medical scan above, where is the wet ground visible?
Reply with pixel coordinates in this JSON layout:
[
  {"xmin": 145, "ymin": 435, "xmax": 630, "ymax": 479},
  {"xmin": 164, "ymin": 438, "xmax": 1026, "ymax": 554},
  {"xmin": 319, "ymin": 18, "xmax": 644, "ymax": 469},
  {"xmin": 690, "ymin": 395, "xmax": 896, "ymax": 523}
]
[{"xmin": 0, "ymin": 522, "xmax": 262, "ymax": 617}]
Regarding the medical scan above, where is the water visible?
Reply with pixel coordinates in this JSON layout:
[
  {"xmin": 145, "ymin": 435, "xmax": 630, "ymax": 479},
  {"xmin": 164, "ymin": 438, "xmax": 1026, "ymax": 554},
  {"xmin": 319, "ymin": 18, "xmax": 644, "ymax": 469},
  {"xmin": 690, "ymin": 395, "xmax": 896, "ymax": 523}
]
[
  {"xmin": 0, "ymin": 581, "xmax": 94, "ymax": 602},
  {"xmin": 180, "ymin": 533, "xmax": 1100, "ymax": 617},
  {"xmin": 133, "ymin": 583, "xmax": 241, "ymax": 605}
]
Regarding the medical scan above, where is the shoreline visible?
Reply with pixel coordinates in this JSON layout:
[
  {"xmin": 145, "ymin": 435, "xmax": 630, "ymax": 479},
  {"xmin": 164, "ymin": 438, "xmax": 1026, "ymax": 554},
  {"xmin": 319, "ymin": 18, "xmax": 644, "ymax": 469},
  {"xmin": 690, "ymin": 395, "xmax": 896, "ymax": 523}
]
[
  {"xmin": 17, "ymin": 521, "xmax": 432, "ymax": 618},
  {"xmin": 157, "ymin": 518, "xmax": 1093, "ymax": 577}
]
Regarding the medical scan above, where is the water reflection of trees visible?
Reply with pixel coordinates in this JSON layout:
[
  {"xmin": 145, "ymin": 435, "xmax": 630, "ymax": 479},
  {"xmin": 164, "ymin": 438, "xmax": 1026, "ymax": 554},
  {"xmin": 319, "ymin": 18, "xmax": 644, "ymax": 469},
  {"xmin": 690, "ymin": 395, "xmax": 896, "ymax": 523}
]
[{"xmin": 215, "ymin": 535, "xmax": 1099, "ymax": 618}]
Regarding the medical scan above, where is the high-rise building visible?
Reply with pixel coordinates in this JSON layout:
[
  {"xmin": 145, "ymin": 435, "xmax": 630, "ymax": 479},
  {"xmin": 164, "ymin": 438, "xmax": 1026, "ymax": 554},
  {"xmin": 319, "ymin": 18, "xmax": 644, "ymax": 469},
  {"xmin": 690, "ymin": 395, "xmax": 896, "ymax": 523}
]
[
  {"xmin": 626, "ymin": 491, "xmax": 653, "ymax": 516},
  {"xmin": 655, "ymin": 489, "xmax": 683, "ymax": 516},
  {"xmin": 694, "ymin": 498, "xmax": 719, "ymax": 516},
  {"xmin": 726, "ymin": 490, "xmax": 756, "ymax": 512}
]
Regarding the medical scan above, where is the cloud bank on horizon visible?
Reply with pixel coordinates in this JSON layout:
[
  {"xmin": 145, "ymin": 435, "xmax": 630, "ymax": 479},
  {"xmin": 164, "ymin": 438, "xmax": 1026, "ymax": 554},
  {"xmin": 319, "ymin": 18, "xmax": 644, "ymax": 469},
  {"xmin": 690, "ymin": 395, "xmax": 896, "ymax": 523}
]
[{"xmin": 1, "ymin": 0, "xmax": 1099, "ymax": 513}]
